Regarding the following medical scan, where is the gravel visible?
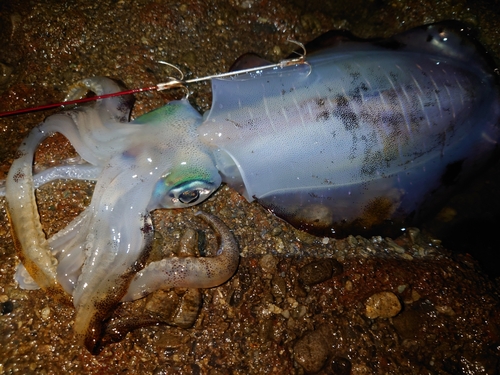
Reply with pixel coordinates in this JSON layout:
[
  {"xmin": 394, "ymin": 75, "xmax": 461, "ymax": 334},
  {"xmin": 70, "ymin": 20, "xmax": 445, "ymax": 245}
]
[{"xmin": 1, "ymin": 0, "xmax": 500, "ymax": 373}]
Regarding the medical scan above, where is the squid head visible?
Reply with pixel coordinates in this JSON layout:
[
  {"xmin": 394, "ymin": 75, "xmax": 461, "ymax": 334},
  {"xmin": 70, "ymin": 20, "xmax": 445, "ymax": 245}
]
[{"xmin": 130, "ymin": 100, "xmax": 222, "ymax": 211}]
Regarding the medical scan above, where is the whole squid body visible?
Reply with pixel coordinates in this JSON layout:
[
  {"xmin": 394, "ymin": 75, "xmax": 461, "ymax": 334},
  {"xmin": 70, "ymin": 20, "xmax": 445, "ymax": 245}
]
[{"xmin": 3, "ymin": 21, "xmax": 500, "ymax": 352}]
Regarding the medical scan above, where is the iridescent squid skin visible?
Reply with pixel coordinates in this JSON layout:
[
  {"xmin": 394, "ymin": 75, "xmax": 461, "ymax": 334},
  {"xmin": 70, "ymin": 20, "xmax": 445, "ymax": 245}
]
[
  {"xmin": 3, "ymin": 21, "xmax": 499, "ymax": 352},
  {"xmin": 202, "ymin": 22, "xmax": 500, "ymax": 236}
]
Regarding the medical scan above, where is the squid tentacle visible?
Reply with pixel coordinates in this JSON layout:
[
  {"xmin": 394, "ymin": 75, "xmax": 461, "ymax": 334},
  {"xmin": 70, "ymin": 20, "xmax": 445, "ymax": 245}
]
[
  {"xmin": 30, "ymin": 164, "xmax": 101, "ymax": 188},
  {"xmin": 122, "ymin": 211, "xmax": 240, "ymax": 302},
  {"xmin": 6, "ymin": 124, "xmax": 65, "ymax": 293},
  {"xmin": 14, "ymin": 207, "xmax": 90, "ymax": 292},
  {"xmin": 5, "ymin": 77, "xmax": 136, "ymax": 297}
]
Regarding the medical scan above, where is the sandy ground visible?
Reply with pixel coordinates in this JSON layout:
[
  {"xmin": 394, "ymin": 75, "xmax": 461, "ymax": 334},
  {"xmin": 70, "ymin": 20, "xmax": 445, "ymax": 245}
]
[{"xmin": 1, "ymin": 0, "xmax": 500, "ymax": 373}]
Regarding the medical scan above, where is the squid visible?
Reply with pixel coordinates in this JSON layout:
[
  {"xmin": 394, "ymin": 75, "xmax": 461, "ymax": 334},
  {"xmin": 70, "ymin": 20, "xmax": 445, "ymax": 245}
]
[{"xmin": 2, "ymin": 21, "xmax": 499, "ymax": 353}]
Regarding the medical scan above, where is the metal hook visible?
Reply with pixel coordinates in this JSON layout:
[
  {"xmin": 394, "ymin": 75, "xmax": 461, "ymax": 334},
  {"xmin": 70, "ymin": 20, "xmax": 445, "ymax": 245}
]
[
  {"xmin": 280, "ymin": 39, "xmax": 311, "ymax": 77},
  {"xmin": 286, "ymin": 39, "xmax": 307, "ymax": 60},
  {"xmin": 157, "ymin": 60, "xmax": 185, "ymax": 81},
  {"xmin": 156, "ymin": 78, "xmax": 190, "ymax": 99},
  {"xmin": 154, "ymin": 39, "xmax": 311, "ymax": 88},
  {"xmin": 0, "ymin": 39, "xmax": 312, "ymax": 117},
  {"xmin": 156, "ymin": 61, "xmax": 190, "ymax": 98}
]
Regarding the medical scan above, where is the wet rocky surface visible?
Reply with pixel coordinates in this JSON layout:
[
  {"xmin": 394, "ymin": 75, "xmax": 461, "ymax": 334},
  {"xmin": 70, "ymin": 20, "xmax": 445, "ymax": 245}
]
[{"xmin": 1, "ymin": 0, "xmax": 500, "ymax": 373}]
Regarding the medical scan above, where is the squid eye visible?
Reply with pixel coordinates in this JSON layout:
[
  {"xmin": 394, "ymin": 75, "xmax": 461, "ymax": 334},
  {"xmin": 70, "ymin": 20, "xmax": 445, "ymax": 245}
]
[
  {"xmin": 151, "ymin": 178, "xmax": 217, "ymax": 209},
  {"xmin": 178, "ymin": 189, "xmax": 200, "ymax": 204},
  {"xmin": 170, "ymin": 181, "xmax": 213, "ymax": 207},
  {"xmin": 151, "ymin": 168, "xmax": 222, "ymax": 209}
]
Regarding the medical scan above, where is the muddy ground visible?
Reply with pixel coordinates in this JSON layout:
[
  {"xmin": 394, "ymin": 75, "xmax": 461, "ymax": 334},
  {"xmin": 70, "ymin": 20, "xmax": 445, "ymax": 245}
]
[{"xmin": 0, "ymin": 0, "xmax": 500, "ymax": 374}]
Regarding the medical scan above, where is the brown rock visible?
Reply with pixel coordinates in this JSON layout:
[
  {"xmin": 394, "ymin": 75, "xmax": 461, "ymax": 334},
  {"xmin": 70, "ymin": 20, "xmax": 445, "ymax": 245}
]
[
  {"xmin": 365, "ymin": 291, "xmax": 402, "ymax": 319},
  {"xmin": 293, "ymin": 329, "xmax": 330, "ymax": 373},
  {"xmin": 298, "ymin": 258, "xmax": 343, "ymax": 286}
]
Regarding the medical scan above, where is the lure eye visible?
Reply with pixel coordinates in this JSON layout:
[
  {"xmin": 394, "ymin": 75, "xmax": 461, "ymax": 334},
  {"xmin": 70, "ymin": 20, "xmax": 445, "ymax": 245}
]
[{"xmin": 178, "ymin": 189, "xmax": 200, "ymax": 204}]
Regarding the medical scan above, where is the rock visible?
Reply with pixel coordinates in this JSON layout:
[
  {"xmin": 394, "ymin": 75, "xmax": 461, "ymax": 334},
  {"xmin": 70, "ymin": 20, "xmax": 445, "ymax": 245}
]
[
  {"xmin": 329, "ymin": 356, "xmax": 352, "ymax": 375},
  {"xmin": 392, "ymin": 309, "xmax": 424, "ymax": 339},
  {"xmin": 40, "ymin": 306, "xmax": 50, "ymax": 321},
  {"xmin": 0, "ymin": 62, "xmax": 13, "ymax": 89},
  {"xmin": 365, "ymin": 291, "xmax": 401, "ymax": 319},
  {"xmin": 271, "ymin": 274, "xmax": 287, "ymax": 300},
  {"xmin": 298, "ymin": 258, "xmax": 343, "ymax": 286},
  {"xmin": 1, "ymin": 300, "xmax": 14, "ymax": 315},
  {"xmin": 259, "ymin": 254, "xmax": 279, "ymax": 274},
  {"xmin": 143, "ymin": 287, "xmax": 202, "ymax": 329},
  {"xmin": 293, "ymin": 329, "xmax": 330, "ymax": 373}
]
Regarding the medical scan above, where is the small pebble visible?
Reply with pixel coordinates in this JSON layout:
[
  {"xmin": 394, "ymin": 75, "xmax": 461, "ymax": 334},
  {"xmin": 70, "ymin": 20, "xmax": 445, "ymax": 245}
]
[
  {"xmin": 392, "ymin": 309, "xmax": 422, "ymax": 339},
  {"xmin": 0, "ymin": 62, "xmax": 13, "ymax": 87},
  {"xmin": 145, "ymin": 289, "xmax": 202, "ymax": 328},
  {"xmin": 345, "ymin": 280, "xmax": 353, "ymax": 291},
  {"xmin": 435, "ymin": 305, "xmax": 456, "ymax": 316},
  {"xmin": 347, "ymin": 235, "xmax": 358, "ymax": 247},
  {"xmin": 41, "ymin": 306, "xmax": 51, "ymax": 320},
  {"xmin": 146, "ymin": 290, "xmax": 179, "ymax": 316},
  {"xmin": 404, "ymin": 289, "xmax": 422, "ymax": 304},
  {"xmin": 385, "ymin": 237, "xmax": 405, "ymax": 254},
  {"xmin": 1, "ymin": 300, "xmax": 14, "ymax": 315},
  {"xmin": 407, "ymin": 228, "xmax": 421, "ymax": 244},
  {"xmin": 294, "ymin": 329, "xmax": 329, "ymax": 373},
  {"xmin": 172, "ymin": 289, "xmax": 202, "ymax": 328},
  {"xmin": 365, "ymin": 291, "xmax": 401, "ymax": 319},
  {"xmin": 259, "ymin": 254, "xmax": 278, "ymax": 273},
  {"xmin": 271, "ymin": 275, "xmax": 286, "ymax": 300},
  {"xmin": 299, "ymin": 258, "xmax": 343, "ymax": 286},
  {"xmin": 329, "ymin": 356, "xmax": 352, "ymax": 375},
  {"xmin": 271, "ymin": 226, "xmax": 282, "ymax": 236}
]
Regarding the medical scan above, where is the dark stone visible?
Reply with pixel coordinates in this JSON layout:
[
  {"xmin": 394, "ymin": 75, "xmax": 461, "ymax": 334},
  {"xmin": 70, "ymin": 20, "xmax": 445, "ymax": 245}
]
[
  {"xmin": 299, "ymin": 258, "xmax": 343, "ymax": 286},
  {"xmin": 293, "ymin": 329, "xmax": 330, "ymax": 373},
  {"xmin": 1, "ymin": 300, "xmax": 13, "ymax": 315}
]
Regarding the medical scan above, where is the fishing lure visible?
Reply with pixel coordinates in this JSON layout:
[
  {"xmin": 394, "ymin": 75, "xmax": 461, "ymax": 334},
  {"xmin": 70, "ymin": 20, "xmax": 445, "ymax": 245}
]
[{"xmin": 2, "ymin": 21, "xmax": 499, "ymax": 352}]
